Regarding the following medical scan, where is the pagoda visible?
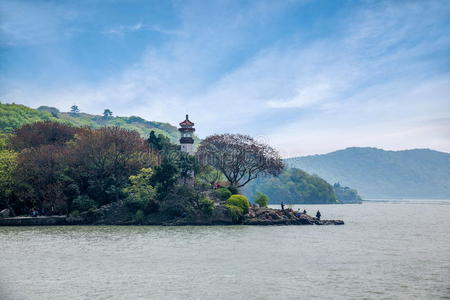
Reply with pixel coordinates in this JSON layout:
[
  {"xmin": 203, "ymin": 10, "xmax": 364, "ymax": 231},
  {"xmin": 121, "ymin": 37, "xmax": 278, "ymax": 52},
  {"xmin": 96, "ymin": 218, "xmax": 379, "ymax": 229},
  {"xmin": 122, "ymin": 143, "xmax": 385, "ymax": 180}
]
[{"xmin": 178, "ymin": 114, "xmax": 195, "ymax": 154}]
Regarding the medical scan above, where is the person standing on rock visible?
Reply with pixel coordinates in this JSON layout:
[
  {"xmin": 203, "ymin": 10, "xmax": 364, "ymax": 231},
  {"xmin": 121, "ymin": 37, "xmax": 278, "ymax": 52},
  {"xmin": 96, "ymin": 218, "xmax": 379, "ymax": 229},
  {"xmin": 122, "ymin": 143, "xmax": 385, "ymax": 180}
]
[
  {"xmin": 281, "ymin": 201, "xmax": 285, "ymax": 211},
  {"xmin": 316, "ymin": 210, "xmax": 321, "ymax": 220}
]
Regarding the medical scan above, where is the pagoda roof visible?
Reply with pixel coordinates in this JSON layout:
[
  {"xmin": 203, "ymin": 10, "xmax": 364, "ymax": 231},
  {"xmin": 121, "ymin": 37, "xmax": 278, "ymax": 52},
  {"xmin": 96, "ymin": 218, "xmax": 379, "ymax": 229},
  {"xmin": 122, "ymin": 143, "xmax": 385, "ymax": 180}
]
[{"xmin": 179, "ymin": 114, "xmax": 194, "ymax": 126}]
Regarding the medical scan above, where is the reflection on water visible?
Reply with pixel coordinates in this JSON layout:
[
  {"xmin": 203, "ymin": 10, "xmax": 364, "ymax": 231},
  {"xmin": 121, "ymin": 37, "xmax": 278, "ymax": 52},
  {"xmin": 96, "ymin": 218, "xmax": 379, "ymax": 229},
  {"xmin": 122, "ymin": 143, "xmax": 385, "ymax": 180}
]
[{"xmin": 1, "ymin": 202, "xmax": 449, "ymax": 299}]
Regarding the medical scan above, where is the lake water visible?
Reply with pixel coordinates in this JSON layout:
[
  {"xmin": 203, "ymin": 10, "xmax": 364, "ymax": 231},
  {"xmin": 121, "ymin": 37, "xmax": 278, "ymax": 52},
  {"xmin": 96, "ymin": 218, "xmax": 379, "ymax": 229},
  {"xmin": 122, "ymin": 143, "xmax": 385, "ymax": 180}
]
[{"xmin": 1, "ymin": 201, "xmax": 449, "ymax": 299}]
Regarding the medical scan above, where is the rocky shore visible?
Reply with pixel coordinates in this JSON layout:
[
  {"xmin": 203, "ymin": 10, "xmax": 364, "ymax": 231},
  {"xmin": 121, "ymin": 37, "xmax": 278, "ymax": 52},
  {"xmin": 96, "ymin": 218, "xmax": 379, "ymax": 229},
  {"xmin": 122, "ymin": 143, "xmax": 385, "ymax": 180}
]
[{"xmin": 0, "ymin": 205, "xmax": 344, "ymax": 226}]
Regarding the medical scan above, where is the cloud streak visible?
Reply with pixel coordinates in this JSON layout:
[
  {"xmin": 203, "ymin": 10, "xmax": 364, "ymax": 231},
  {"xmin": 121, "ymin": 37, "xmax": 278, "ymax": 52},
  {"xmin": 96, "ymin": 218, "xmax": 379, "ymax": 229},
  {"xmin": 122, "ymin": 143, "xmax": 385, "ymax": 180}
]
[{"xmin": 1, "ymin": 0, "xmax": 449, "ymax": 156}]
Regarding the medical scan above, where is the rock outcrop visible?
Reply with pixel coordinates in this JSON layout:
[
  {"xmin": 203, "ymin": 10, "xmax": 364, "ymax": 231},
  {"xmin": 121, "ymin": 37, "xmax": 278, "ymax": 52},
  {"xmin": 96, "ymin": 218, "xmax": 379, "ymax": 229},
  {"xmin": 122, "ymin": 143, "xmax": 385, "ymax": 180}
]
[
  {"xmin": 243, "ymin": 207, "xmax": 344, "ymax": 225},
  {"xmin": 0, "ymin": 205, "xmax": 344, "ymax": 226}
]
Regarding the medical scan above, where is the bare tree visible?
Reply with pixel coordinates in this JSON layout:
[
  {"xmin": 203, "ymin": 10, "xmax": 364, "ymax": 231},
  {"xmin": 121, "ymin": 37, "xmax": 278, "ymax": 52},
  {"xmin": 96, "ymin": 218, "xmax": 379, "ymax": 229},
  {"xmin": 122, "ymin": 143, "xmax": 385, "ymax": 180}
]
[{"xmin": 197, "ymin": 134, "xmax": 284, "ymax": 187}]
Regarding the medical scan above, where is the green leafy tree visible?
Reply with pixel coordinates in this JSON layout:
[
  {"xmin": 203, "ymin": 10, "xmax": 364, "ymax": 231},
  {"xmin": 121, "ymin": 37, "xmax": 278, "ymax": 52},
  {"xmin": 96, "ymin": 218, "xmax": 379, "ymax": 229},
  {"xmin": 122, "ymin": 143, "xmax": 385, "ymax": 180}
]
[
  {"xmin": 254, "ymin": 192, "xmax": 269, "ymax": 207},
  {"xmin": 0, "ymin": 149, "xmax": 18, "ymax": 214},
  {"xmin": 151, "ymin": 157, "xmax": 179, "ymax": 200},
  {"xmin": 123, "ymin": 168, "xmax": 157, "ymax": 212}
]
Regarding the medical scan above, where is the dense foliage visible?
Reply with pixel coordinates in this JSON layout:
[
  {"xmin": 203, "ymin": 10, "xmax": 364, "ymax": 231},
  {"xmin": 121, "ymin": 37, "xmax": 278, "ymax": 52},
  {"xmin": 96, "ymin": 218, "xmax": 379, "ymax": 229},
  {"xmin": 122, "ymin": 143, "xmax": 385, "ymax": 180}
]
[
  {"xmin": 0, "ymin": 103, "xmax": 59, "ymax": 133},
  {"xmin": 333, "ymin": 183, "xmax": 362, "ymax": 203},
  {"xmin": 285, "ymin": 147, "xmax": 450, "ymax": 199},
  {"xmin": 254, "ymin": 192, "xmax": 269, "ymax": 208},
  {"xmin": 224, "ymin": 194, "xmax": 250, "ymax": 222},
  {"xmin": 0, "ymin": 121, "xmax": 158, "ymax": 215},
  {"xmin": 213, "ymin": 187, "xmax": 232, "ymax": 201},
  {"xmin": 243, "ymin": 168, "xmax": 338, "ymax": 204}
]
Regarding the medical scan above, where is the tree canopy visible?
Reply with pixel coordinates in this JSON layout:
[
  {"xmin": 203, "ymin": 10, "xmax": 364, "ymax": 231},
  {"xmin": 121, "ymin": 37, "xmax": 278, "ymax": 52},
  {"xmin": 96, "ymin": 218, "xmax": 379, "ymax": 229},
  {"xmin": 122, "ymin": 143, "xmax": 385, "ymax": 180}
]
[{"xmin": 197, "ymin": 134, "xmax": 284, "ymax": 187}]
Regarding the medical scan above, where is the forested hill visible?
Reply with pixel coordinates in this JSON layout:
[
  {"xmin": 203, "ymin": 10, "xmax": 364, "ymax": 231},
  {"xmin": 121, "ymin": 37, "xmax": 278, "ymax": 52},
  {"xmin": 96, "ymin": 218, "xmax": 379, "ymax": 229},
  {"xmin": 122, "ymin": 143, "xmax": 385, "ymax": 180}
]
[
  {"xmin": 0, "ymin": 103, "xmax": 193, "ymax": 143},
  {"xmin": 285, "ymin": 147, "xmax": 450, "ymax": 199}
]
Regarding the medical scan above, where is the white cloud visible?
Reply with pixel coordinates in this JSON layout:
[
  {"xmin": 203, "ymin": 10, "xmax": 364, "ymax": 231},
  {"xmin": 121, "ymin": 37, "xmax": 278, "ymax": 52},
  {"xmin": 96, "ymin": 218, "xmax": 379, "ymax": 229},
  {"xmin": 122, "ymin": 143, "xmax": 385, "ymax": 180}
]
[{"xmin": 1, "ymin": 0, "xmax": 450, "ymax": 156}]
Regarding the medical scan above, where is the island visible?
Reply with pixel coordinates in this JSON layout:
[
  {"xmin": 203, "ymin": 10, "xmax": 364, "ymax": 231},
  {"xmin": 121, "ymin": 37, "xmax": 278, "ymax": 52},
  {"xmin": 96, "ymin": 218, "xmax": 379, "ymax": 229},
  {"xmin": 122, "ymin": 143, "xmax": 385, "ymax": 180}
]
[{"xmin": 0, "ymin": 106, "xmax": 344, "ymax": 226}]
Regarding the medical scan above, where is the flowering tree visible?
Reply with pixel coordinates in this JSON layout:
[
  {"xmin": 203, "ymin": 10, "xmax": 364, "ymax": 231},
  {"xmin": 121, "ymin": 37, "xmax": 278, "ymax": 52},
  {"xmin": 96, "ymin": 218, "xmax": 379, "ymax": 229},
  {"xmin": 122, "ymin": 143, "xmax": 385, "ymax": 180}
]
[{"xmin": 197, "ymin": 134, "xmax": 284, "ymax": 187}]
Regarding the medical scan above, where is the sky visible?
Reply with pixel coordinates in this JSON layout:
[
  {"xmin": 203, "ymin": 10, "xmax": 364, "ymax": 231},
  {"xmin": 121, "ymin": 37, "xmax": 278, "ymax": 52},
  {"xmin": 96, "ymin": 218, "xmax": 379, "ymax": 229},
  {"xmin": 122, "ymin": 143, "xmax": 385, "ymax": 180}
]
[{"xmin": 1, "ymin": 0, "xmax": 449, "ymax": 157}]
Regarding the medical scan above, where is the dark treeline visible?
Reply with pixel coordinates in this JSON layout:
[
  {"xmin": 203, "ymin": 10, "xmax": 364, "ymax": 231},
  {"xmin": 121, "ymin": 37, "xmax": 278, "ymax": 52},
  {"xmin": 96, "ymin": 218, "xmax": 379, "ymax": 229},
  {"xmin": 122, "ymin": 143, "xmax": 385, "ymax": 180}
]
[{"xmin": 1, "ymin": 121, "xmax": 158, "ymax": 215}]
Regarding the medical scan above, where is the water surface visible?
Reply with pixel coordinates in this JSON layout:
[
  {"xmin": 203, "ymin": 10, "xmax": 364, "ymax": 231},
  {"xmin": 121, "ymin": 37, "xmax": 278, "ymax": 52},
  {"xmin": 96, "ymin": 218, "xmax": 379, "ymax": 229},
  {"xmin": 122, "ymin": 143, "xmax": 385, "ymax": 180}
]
[{"xmin": 1, "ymin": 202, "xmax": 449, "ymax": 299}]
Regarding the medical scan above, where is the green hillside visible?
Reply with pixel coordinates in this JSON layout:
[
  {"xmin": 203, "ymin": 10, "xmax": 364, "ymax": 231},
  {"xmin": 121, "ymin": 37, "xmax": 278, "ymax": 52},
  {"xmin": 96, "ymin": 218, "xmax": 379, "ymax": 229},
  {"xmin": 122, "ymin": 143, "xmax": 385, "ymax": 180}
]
[
  {"xmin": 0, "ymin": 103, "xmax": 196, "ymax": 144},
  {"xmin": 285, "ymin": 147, "xmax": 450, "ymax": 199},
  {"xmin": 243, "ymin": 168, "xmax": 338, "ymax": 204}
]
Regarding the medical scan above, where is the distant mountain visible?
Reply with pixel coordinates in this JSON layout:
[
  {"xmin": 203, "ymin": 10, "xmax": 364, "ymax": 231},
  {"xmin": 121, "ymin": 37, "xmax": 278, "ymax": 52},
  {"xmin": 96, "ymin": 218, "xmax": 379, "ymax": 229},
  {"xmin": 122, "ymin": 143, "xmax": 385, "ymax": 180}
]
[
  {"xmin": 285, "ymin": 147, "xmax": 450, "ymax": 199},
  {"xmin": 0, "ymin": 103, "xmax": 199, "ymax": 144}
]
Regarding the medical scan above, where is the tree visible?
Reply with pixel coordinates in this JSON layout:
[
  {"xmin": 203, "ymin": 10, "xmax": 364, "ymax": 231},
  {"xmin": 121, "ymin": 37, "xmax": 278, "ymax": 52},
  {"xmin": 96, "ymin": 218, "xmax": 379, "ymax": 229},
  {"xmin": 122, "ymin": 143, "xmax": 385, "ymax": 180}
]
[
  {"xmin": 14, "ymin": 144, "xmax": 71, "ymax": 214},
  {"xmin": 70, "ymin": 105, "xmax": 80, "ymax": 115},
  {"xmin": 151, "ymin": 157, "xmax": 179, "ymax": 200},
  {"xmin": 197, "ymin": 134, "xmax": 284, "ymax": 187},
  {"xmin": 11, "ymin": 121, "xmax": 80, "ymax": 151},
  {"xmin": 123, "ymin": 168, "xmax": 157, "ymax": 212},
  {"xmin": 67, "ymin": 127, "xmax": 157, "ymax": 205},
  {"xmin": 147, "ymin": 130, "xmax": 177, "ymax": 153},
  {"xmin": 178, "ymin": 152, "xmax": 199, "ymax": 182},
  {"xmin": 197, "ymin": 165, "xmax": 224, "ymax": 186},
  {"xmin": 0, "ymin": 149, "xmax": 18, "ymax": 214},
  {"xmin": 103, "ymin": 109, "xmax": 113, "ymax": 119}
]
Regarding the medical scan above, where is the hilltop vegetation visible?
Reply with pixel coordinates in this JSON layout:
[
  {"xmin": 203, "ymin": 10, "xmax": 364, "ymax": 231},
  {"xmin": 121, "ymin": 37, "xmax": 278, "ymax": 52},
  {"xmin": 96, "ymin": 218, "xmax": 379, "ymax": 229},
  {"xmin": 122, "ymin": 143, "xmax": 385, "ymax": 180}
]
[
  {"xmin": 286, "ymin": 147, "xmax": 450, "ymax": 199},
  {"xmin": 0, "ymin": 102, "xmax": 191, "ymax": 143},
  {"xmin": 0, "ymin": 103, "xmax": 59, "ymax": 133}
]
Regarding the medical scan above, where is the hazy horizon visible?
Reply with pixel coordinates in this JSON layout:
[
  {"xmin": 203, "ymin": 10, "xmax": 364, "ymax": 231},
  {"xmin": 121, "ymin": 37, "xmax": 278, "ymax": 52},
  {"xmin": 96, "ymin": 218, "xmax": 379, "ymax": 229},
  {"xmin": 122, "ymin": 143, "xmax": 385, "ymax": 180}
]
[{"xmin": 1, "ymin": 0, "xmax": 449, "ymax": 157}]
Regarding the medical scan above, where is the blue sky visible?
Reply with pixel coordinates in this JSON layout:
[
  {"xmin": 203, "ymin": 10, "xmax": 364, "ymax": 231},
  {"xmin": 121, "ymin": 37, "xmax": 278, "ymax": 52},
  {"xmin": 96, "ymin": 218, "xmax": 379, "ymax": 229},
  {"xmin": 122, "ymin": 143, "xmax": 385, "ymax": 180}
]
[{"xmin": 1, "ymin": 0, "xmax": 449, "ymax": 157}]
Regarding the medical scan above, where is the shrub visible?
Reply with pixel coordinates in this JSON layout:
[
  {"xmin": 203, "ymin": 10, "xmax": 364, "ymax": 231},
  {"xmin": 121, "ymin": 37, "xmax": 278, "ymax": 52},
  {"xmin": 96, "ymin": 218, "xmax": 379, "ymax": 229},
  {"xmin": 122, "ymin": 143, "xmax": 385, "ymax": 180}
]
[
  {"xmin": 200, "ymin": 197, "xmax": 215, "ymax": 215},
  {"xmin": 69, "ymin": 210, "xmax": 80, "ymax": 218},
  {"xmin": 254, "ymin": 192, "xmax": 269, "ymax": 208},
  {"xmin": 84, "ymin": 208, "xmax": 102, "ymax": 224},
  {"xmin": 225, "ymin": 204, "xmax": 244, "ymax": 222},
  {"xmin": 159, "ymin": 186, "xmax": 197, "ymax": 218},
  {"xmin": 134, "ymin": 209, "xmax": 145, "ymax": 224},
  {"xmin": 72, "ymin": 195, "xmax": 96, "ymax": 212},
  {"xmin": 213, "ymin": 187, "xmax": 232, "ymax": 201},
  {"xmin": 227, "ymin": 186, "xmax": 239, "ymax": 195},
  {"xmin": 226, "ymin": 194, "xmax": 250, "ymax": 213},
  {"xmin": 124, "ymin": 197, "xmax": 148, "ymax": 212}
]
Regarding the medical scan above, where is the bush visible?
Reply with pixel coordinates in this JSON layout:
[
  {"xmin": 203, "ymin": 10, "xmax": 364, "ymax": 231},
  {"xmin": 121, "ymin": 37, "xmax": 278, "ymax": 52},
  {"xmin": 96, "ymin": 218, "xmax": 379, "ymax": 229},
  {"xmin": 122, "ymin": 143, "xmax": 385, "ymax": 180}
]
[
  {"xmin": 213, "ymin": 187, "xmax": 232, "ymax": 201},
  {"xmin": 159, "ymin": 186, "xmax": 197, "ymax": 218},
  {"xmin": 227, "ymin": 186, "xmax": 239, "ymax": 195},
  {"xmin": 225, "ymin": 204, "xmax": 244, "ymax": 222},
  {"xmin": 226, "ymin": 194, "xmax": 250, "ymax": 213},
  {"xmin": 124, "ymin": 197, "xmax": 148, "ymax": 212},
  {"xmin": 69, "ymin": 210, "xmax": 80, "ymax": 218},
  {"xmin": 84, "ymin": 208, "xmax": 102, "ymax": 224},
  {"xmin": 254, "ymin": 192, "xmax": 269, "ymax": 208},
  {"xmin": 200, "ymin": 197, "xmax": 215, "ymax": 215},
  {"xmin": 134, "ymin": 209, "xmax": 145, "ymax": 224},
  {"xmin": 72, "ymin": 195, "xmax": 96, "ymax": 212}
]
